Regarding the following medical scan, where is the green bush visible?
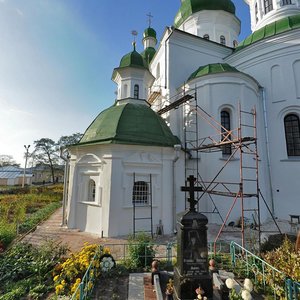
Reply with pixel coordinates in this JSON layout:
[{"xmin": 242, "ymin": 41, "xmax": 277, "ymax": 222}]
[
  {"xmin": 0, "ymin": 241, "xmax": 67, "ymax": 299},
  {"xmin": 0, "ymin": 222, "xmax": 16, "ymax": 249},
  {"xmin": 126, "ymin": 233, "xmax": 155, "ymax": 270}
]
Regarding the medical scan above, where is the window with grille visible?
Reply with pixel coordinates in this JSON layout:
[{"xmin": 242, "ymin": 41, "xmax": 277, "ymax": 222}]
[
  {"xmin": 132, "ymin": 181, "xmax": 149, "ymax": 205},
  {"xmin": 220, "ymin": 35, "xmax": 226, "ymax": 46},
  {"xmin": 221, "ymin": 110, "xmax": 232, "ymax": 155},
  {"xmin": 88, "ymin": 179, "xmax": 96, "ymax": 201},
  {"xmin": 264, "ymin": 0, "xmax": 273, "ymax": 13},
  {"xmin": 134, "ymin": 84, "xmax": 139, "ymax": 99},
  {"xmin": 203, "ymin": 34, "xmax": 209, "ymax": 40},
  {"xmin": 284, "ymin": 114, "xmax": 300, "ymax": 156}
]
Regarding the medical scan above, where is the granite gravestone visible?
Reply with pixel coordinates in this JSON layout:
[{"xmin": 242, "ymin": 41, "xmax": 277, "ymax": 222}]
[{"xmin": 174, "ymin": 175, "xmax": 213, "ymax": 300}]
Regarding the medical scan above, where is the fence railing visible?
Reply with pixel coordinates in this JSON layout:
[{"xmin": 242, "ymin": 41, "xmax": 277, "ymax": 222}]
[
  {"xmin": 230, "ymin": 241, "xmax": 300, "ymax": 300},
  {"xmin": 71, "ymin": 245, "xmax": 102, "ymax": 300}
]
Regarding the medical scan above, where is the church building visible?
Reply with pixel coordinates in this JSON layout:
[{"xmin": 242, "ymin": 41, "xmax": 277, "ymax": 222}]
[{"xmin": 66, "ymin": 0, "xmax": 300, "ymax": 238}]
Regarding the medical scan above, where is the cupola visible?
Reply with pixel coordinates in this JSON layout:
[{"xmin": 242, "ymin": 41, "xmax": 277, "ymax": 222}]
[
  {"xmin": 141, "ymin": 27, "xmax": 157, "ymax": 65},
  {"xmin": 174, "ymin": 0, "xmax": 240, "ymax": 47},
  {"xmin": 245, "ymin": 0, "xmax": 300, "ymax": 32},
  {"xmin": 112, "ymin": 43, "xmax": 155, "ymax": 103}
]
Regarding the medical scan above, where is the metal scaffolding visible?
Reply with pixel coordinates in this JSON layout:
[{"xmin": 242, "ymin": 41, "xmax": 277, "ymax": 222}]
[{"xmin": 154, "ymin": 88, "xmax": 281, "ymax": 252}]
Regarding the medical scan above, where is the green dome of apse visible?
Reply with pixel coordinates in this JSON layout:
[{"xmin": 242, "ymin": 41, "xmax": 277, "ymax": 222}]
[
  {"xmin": 174, "ymin": 0, "xmax": 236, "ymax": 28},
  {"xmin": 188, "ymin": 63, "xmax": 240, "ymax": 81},
  {"xmin": 141, "ymin": 47, "xmax": 156, "ymax": 65},
  {"xmin": 79, "ymin": 102, "xmax": 180, "ymax": 147}
]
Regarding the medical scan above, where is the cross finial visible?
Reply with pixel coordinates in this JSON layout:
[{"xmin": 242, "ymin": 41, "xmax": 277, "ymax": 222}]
[
  {"xmin": 181, "ymin": 175, "xmax": 203, "ymax": 212},
  {"xmin": 131, "ymin": 30, "xmax": 138, "ymax": 50},
  {"xmin": 146, "ymin": 12, "xmax": 153, "ymax": 27}
]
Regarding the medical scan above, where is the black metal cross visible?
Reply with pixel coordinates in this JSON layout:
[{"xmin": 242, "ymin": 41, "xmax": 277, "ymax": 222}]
[
  {"xmin": 181, "ymin": 175, "xmax": 203, "ymax": 212},
  {"xmin": 147, "ymin": 12, "xmax": 153, "ymax": 27}
]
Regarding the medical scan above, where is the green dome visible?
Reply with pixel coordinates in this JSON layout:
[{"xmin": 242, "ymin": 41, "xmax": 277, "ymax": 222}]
[
  {"xmin": 143, "ymin": 27, "xmax": 157, "ymax": 39},
  {"xmin": 188, "ymin": 63, "xmax": 240, "ymax": 81},
  {"xmin": 175, "ymin": 0, "xmax": 236, "ymax": 28},
  {"xmin": 79, "ymin": 103, "xmax": 180, "ymax": 147},
  {"xmin": 119, "ymin": 48, "xmax": 147, "ymax": 69},
  {"xmin": 141, "ymin": 47, "xmax": 156, "ymax": 65}
]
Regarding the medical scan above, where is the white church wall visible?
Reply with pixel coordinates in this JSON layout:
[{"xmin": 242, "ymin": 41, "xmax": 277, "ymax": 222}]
[
  {"xmin": 181, "ymin": 73, "xmax": 270, "ymax": 224},
  {"xmin": 227, "ymin": 30, "xmax": 300, "ymax": 220}
]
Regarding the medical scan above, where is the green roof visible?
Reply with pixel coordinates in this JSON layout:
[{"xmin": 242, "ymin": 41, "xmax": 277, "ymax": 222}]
[
  {"xmin": 174, "ymin": 0, "xmax": 236, "ymax": 28},
  {"xmin": 119, "ymin": 48, "xmax": 147, "ymax": 69},
  {"xmin": 143, "ymin": 27, "xmax": 157, "ymax": 39},
  {"xmin": 141, "ymin": 47, "xmax": 156, "ymax": 65},
  {"xmin": 79, "ymin": 103, "xmax": 180, "ymax": 147},
  {"xmin": 188, "ymin": 63, "xmax": 240, "ymax": 81},
  {"xmin": 236, "ymin": 13, "xmax": 300, "ymax": 51}
]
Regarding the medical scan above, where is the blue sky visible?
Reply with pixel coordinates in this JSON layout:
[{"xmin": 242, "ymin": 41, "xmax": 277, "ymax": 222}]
[{"xmin": 0, "ymin": 0, "xmax": 251, "ymax": 166}]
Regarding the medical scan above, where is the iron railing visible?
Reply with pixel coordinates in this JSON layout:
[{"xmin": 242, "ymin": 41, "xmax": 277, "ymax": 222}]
[
  {"xmin": 230, "ymin": 241, "xmax": 300, "ymax": 299},
  {"xmin": 71, "ymin": 245, "xmax": 102, "ymax": 300}
]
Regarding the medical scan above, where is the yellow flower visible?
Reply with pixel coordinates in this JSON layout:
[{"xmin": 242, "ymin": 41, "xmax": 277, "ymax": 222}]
[
  {"xmin": 53, "ymin": 275, "xmax": 59, "ymax": 282},
  {"xmin": 103, "ymin": 247, "xmax": 111, "ymax": 254},
  {"xmin": 61, "ymin": 279, "xmax": 66, "ymax": 286},
  {"xmin": 55, "ymin": 284, "xmax": 64, "ymax": 295}
]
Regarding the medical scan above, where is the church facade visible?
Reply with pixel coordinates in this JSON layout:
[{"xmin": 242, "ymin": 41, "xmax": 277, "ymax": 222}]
[{"xmin": 66, "ymin": 0, "xmax": 300, "ymax": 237}]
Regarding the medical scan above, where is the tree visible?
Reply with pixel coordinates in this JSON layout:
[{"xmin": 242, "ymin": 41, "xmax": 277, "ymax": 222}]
[
  {"xmin": 33, "ymin": 138, "xmax": 59, "ymax": 183},
  {"xmin": 0, "ymin": 155, "xmax": 19, "ymax": 167},
  {"xmin": 57, "ymin": 132, "xmax": 82, "ymax": 150}
]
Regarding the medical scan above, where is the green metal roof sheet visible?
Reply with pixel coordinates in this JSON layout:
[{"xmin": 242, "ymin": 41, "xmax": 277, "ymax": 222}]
[
  {"xmin": 187, "ymin": 63, "xmax": 240, "ymax": 81},
  {"xmin": 141, "ymin": 47, "xmax": 156, "ymax": 65},
  {"xmin": 236, "ymin": 13, "xmax": 300, "ymax": 51},
  {"xmin": 79, "ymin": 103, "xmax": 180, "ymax": 147},
  {"xmin": 174, "ymin": 0, "xmax": 236, "ymax": 28},
  {"xmin": 143, "ymin": 27, "xmax": 157, "ymax": 39}
]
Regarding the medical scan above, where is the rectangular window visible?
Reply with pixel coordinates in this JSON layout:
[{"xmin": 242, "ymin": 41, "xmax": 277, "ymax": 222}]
[
  {"xmin": 221, "ymin": 111, "xmax": 232, "ymax": 156},
  {"xmin": 264, "ymin": 0, "xmax": 273, "ymax": 13}
]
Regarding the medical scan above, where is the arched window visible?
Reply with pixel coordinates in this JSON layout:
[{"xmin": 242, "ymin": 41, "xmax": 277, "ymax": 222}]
[
  {"xmin": 264, "ymin": 0, "xmax": 273, "ymax": 13},
  {"xmin": 134, "ymin": 84, "xmax": 139, "ymax": 99},
  {"xmin": 255, "ymin": 2, "xmax": 259, "ymax": 22},
  {"xmin": 220, "ymin": 35, "xmax": 226, "ymax": 45},
  {"xmin": 88, "ymin": 179, "xmax": 96, "ymax": 202},
  {"xmin": 132, "ymin": 181, "xmax": 149, "ymax": 205},
  {"xmin": 221, "ymin": 110, "xmax": 232, "ymax": 155},
  {"xmin": 284, "ymin": 114, "xmax": 300, "ymax": 156},
  {"xmin": 156, "ymin": 63, "xmax": 160, "ymax": 78},
  {"xmin": 123, "ymin": 84, "xmax": 128, "ymax": 98},
  {"xmin": 203, "ymin": 34, "xmax": 209, "ymax": 40}
]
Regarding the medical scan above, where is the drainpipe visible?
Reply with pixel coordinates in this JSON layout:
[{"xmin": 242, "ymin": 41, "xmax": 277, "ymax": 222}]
[
  {"xmin": 60, "ymin": 147, "xmax": 70, "ymax": 226},
  {"xmin": 261, "ymin": 87, "xmax": 275, "ymax": 215},
  {"xmin": 172, "ymin": 144, "xmax": 181, "ymax": 233}
]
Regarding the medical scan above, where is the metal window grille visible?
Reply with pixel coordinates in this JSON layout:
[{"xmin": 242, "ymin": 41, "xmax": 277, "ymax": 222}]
[
  {"xmin": 264, "ymin": 0, "xmax": 273, "ymax": 13},
  {"xmin": 284, "ymin": 114, "xmax": 300, "ymax": 156},
  {"xmin": 221, "ymin": 110, "xmax": 232, "ymax": 155},
  {"xmin": 132, "ymin": 181, "xmax": 149, "ymax": 205}
]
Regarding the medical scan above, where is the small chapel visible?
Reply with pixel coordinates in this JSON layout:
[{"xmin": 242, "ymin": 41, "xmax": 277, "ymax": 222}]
[{"xmin": 66, "ymin": 0, "xmax": 300, "ymax": 238}]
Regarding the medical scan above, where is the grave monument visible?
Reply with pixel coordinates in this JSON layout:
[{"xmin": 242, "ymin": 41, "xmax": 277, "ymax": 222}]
[{"xmin": 174, "ymin": 175, "xmax": 213, "ymax": 299}]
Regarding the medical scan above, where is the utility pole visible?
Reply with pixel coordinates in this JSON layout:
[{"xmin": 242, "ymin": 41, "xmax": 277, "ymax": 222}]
[{"xmin": 22, "ymin": 145, "xmax": 30, "ymax": 188}]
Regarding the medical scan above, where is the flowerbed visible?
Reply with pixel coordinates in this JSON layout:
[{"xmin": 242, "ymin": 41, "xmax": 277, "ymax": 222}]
[{"xmin": 0, "ymin": 184, "xmax": 63, "ymax": 250}]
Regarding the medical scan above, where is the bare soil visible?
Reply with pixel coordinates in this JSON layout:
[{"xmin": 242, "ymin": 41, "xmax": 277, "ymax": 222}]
[{"xmin": 91, "ymin": 275, "xmax": 129, "ymax": 300}]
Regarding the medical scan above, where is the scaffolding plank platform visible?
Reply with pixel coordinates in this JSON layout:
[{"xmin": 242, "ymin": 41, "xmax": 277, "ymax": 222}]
[{"xmin": 157, "ymin": 94, "xmax": 193, "ymax": 115}]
